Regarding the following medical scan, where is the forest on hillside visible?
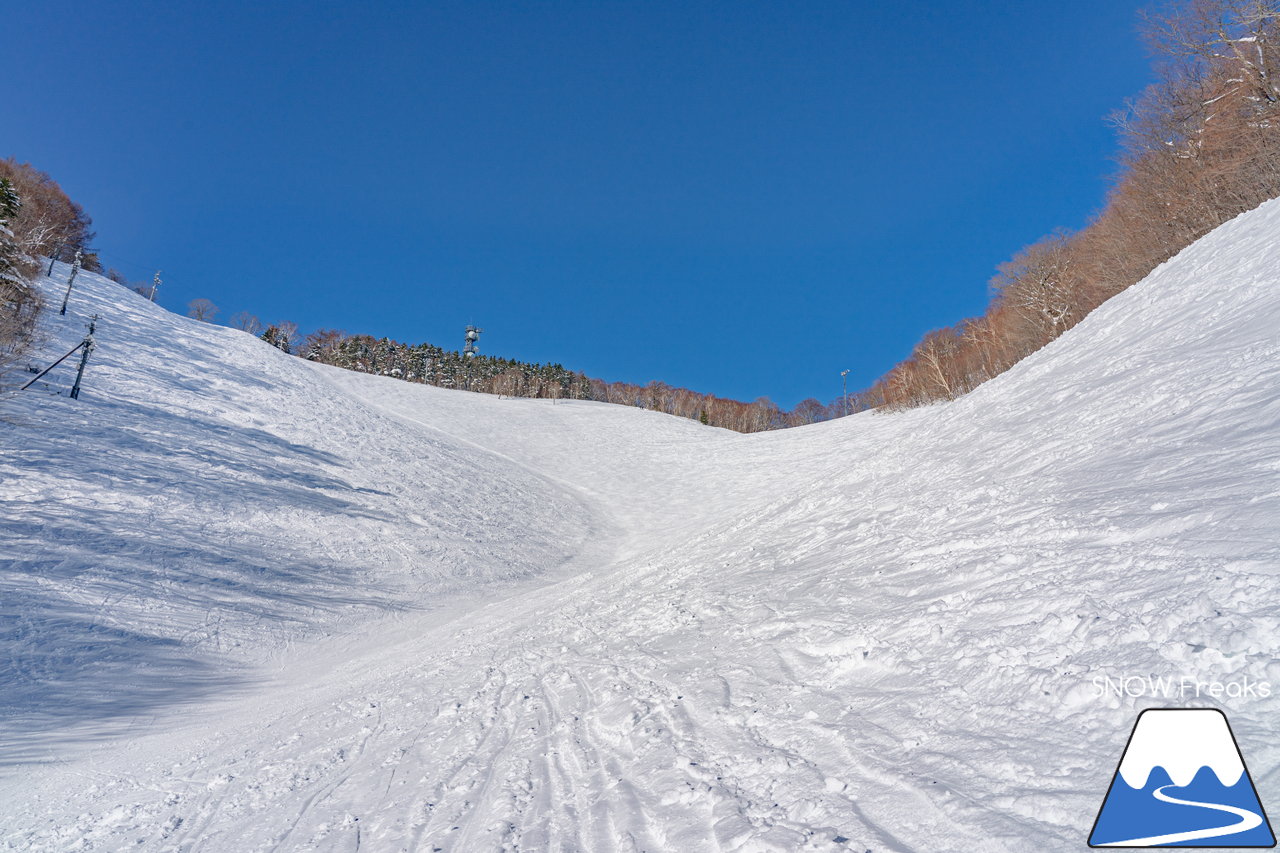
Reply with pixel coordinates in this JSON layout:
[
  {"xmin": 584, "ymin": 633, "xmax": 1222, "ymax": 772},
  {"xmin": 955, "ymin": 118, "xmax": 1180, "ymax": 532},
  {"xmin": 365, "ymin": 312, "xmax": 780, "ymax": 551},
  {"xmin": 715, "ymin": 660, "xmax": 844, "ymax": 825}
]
[
  {"xmin": 870, "ymin": 0, "xmax": 1280, "ymax": 409},
  {"xmin": 284, "ymin": 327, "xmax": 806, "ymax": 433},
  {"xmin": 0, "ymin": 159, "xmax": 97, "ymax": 379}
]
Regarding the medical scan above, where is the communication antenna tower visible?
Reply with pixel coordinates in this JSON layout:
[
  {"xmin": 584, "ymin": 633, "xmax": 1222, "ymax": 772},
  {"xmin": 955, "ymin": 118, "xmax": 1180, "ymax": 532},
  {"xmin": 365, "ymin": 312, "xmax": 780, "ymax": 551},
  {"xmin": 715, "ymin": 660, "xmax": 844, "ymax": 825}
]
[{"xmin": 463, "ymin": 324, "xmax": 483, "ymax": 358}]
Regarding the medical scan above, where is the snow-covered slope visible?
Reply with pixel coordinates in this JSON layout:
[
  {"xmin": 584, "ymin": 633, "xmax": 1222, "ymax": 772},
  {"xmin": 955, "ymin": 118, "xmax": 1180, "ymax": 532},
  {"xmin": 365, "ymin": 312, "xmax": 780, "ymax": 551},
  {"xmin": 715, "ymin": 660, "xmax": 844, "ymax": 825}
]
[
  {"xmin": 2, "ymin": 197, "xmax": 1279, "ymax": 851},
  {"xmin": 0, "ymin": 272, "xmax": 600, "ymax": 762}
]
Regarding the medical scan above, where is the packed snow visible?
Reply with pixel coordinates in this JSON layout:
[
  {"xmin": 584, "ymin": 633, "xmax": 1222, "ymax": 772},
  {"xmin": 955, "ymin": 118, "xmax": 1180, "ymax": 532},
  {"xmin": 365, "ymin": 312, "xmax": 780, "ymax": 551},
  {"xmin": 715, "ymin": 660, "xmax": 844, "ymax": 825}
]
[{"xmin": 2, "ymin": 197, "xmax": 1279, "ymax": 851}]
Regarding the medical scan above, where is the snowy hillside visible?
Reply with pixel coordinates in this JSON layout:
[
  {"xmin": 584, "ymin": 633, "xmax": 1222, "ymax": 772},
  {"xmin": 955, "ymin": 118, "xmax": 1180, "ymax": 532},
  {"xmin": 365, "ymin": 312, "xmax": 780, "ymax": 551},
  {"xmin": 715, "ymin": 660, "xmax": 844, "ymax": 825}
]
[{"xmin": 2, "ymin": 197, "xmax": 1279, "ymax": 851}]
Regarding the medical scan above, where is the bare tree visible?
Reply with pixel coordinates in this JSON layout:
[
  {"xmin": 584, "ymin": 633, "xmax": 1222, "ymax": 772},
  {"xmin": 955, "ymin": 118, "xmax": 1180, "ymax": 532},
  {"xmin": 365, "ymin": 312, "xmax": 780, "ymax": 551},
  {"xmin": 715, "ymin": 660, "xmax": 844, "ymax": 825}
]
[
  {"xmin": 747, "ymin": 396, "xmax": 780, "ymax": 432},
  {"xmin": 914, "ymin": 328, "xmax": 962, "ymax": 401},
  {"xmin": 789, "ymin": 398, "xmax": 827, "ymax": 426},
  {"xmin": 229, "ymin": 311, "xmax": 263, "ymax": 335},
  {"xmin": 301, "ymin": 327, "xmax": 344, "ymax": 360},
  {"xmin": 991, "ymin": 232, "xmax": 1082, "ymax": 345},
  {"xmin": 187, "ymin": 298, "xmax": 219, "ymax": 322}
]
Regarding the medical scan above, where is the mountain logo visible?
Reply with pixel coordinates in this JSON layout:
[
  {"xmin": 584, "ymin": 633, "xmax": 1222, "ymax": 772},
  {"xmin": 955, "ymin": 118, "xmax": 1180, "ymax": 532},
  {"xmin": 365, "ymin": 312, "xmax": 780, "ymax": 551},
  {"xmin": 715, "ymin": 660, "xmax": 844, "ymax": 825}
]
[{"xmin": 1089, "ymin": 708, "xmax": 1275, "ymax": 847}]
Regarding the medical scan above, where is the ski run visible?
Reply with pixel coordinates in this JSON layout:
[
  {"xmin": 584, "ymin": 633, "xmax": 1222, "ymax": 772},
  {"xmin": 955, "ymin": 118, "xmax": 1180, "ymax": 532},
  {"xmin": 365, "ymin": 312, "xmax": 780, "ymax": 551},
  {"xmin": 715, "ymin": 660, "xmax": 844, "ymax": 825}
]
[{"xmin": 2, "ymin": 198, "xmax": 1280, "ymax": 851}]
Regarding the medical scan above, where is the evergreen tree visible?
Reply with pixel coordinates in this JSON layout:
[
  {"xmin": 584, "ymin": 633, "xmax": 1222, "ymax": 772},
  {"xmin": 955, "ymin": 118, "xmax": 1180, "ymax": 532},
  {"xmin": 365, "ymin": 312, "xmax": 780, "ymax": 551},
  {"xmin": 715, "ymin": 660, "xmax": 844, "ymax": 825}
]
[
  {"xmin": 0, "ymin": 177, "xmax": 40, "ymax": 371},
  {"xmin": 261, "ymin": 325, "xmax": 291, "ymax": 354},
  {"xmin": 0, "ymin": 178, "xmax": 25, "ymax": 290}
]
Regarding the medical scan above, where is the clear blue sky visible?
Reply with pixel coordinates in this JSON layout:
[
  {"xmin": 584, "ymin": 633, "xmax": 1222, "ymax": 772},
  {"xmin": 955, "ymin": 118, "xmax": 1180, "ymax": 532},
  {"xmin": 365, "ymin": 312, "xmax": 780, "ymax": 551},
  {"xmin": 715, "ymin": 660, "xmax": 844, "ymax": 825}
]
[{"xmin": 8, "ymin": 0, "xmax": 1152, "ymax": 408}]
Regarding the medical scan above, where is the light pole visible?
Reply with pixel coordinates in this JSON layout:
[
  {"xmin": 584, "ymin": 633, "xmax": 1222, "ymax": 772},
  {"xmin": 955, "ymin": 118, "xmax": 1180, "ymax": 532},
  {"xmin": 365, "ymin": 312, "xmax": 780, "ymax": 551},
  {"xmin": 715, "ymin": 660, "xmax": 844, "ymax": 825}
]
[
  {"xmin": 149, "ymin": 270, "xmax": 162, "ymax": 302},
  {"xmin": 841, "ymin": 369, "xmax": 850, "ymax": 416}
]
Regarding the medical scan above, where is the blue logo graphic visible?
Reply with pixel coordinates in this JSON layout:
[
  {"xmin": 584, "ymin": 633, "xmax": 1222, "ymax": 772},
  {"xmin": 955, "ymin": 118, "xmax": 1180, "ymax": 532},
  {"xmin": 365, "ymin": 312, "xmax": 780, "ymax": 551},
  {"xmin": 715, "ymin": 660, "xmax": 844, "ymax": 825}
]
[{"xmin": 1090, "ymin": 708, "xmax": 1275, "ymax": 847}]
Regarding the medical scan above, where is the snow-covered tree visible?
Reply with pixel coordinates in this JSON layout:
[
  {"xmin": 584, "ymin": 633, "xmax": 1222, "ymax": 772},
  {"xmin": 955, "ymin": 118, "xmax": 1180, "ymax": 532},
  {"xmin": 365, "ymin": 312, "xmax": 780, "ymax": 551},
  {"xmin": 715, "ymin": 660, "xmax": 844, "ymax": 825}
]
[
  {"xmin": 261, "ymin": 324, "xmax": 292, "ymax": 354},
  {"xmin": 0, "ymin": 178, "xmax": 25, "ymax": 289},
  {"xmin": 0, "ymin": 178, "xmax": 42, "ymax": 376}
]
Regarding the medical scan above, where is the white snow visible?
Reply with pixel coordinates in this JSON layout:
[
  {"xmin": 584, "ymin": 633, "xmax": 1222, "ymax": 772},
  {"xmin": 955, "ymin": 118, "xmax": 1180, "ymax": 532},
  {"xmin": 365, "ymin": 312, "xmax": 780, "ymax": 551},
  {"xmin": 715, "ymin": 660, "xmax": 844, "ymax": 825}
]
[{"xmin": 2, "ymin": 196, "xmax": 1280, "ymax": 851}]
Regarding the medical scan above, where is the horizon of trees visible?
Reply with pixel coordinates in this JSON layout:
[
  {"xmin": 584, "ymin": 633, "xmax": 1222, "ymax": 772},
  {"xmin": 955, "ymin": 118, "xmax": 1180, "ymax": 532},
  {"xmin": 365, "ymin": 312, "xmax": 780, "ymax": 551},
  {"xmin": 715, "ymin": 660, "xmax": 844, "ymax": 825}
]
[{"xmin": 268, "ymin": 323, "xmax": 826, "ymax": 433}]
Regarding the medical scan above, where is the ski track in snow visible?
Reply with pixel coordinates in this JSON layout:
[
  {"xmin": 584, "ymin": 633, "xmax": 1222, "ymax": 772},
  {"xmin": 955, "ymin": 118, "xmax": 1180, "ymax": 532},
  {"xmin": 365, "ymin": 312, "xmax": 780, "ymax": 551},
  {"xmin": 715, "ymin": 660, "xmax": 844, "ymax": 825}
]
[{"xmin": 3, "ymin": 199, "xmax": 1280, "ymax": 850}]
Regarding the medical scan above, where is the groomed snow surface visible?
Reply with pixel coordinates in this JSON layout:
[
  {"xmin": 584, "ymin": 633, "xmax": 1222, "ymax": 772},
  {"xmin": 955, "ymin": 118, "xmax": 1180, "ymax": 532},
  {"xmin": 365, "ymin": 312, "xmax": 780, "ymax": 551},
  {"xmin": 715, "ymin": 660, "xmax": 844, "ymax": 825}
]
[{"xmin": 2, "ymin": 199, "xmax": 1279, "ymax": 852}]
